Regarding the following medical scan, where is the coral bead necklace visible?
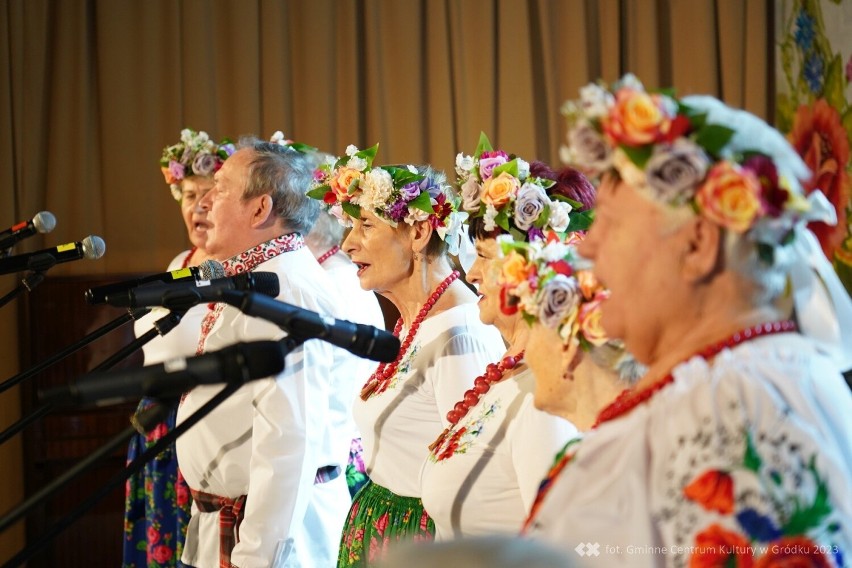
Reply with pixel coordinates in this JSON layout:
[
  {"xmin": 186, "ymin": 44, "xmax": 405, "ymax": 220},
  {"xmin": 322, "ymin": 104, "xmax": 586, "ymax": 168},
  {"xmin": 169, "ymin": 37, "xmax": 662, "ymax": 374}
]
[
  {"xmin": 522, "ymin": 320, "xmax": 798, "ymax": 533},
  {"xmin": 316, "ymin": 245, "xmax": 340, "ymax": 265},
  {"xmin": 593, "ymin": 320, "xmax": 797, "ymax": 428},
  {"xmin": 429, "ymin": 350, "xmax": 525, "ymax": 452},
  {"xmin": 360, "ymin": 270, "xmax": 460, "ymax": 400}
]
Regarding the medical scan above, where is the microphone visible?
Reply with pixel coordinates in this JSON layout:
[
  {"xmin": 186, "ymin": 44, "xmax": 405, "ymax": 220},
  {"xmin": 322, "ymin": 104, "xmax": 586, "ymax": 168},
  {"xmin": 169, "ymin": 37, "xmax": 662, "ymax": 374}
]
[
  {"xmin": 0, "ymin": 211, "xmax": 57, "ymax": 250},
  {"xmin": 102, "ymin": 272, "xmax": 280, "ymax": 311},
  {"xmin": 85, "ymin": 259, "xmax": 225, "ymax": 305},
  {"xmin": 219, "ymin": 290, "xmax": 400, "ymax": 362},
  {"xmin": 40, "ymin": 340, "xmax": 287, "ymax": 406},
  {"xmin": 0, "ymin": 235, "xmax": 105, "ymax": 275}
]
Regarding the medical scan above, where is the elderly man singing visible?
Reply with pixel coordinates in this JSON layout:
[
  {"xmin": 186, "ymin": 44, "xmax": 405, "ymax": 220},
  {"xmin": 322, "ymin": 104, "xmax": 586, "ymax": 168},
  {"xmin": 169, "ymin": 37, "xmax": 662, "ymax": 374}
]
[{"xmin": 176, "ymin": 139, "xmax": 370, "ymax": 568}]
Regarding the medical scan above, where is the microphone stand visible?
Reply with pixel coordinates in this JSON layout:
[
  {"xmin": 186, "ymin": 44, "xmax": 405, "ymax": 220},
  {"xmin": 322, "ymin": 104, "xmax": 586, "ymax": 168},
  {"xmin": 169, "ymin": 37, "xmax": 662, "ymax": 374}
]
[
  {"xmin": 0, "ymin": 270, "xmax": 49, "ymax": 310},
  {"xmin": 0, "ymin": 309, "xmax": 184, "ymax": 447},
  {"xmin": 89, "ymin": 309, "xmax": 186, "ymax": 373},
  {"xmin": 0, "ymin": 371, "xmax": 270, "ymax": 568},
  {"xmin": 0, "ymin": 307, "xmax": 151, "ymax": 395},
  {"xmin": 0, "ymin": 400, "xmax": 173, "ymax": 535}
]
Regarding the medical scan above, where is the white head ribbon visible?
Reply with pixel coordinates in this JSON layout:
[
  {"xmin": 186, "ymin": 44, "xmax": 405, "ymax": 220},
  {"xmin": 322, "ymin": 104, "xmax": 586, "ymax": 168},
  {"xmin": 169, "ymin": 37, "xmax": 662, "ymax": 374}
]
[{"xmin": 789, "ymin": 192, "xmax": 852, "ymax": 371}]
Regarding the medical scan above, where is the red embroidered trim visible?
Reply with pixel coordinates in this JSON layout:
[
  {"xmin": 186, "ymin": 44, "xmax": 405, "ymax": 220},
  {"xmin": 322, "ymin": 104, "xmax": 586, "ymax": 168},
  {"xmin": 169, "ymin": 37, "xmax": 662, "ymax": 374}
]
[
  {"xmin": 316, "ymin": 245, "xmax": 340, "ymax": 265},
  {"xmin": 221, "ymin": 233, "xmax": 304, "ymax": 276}
]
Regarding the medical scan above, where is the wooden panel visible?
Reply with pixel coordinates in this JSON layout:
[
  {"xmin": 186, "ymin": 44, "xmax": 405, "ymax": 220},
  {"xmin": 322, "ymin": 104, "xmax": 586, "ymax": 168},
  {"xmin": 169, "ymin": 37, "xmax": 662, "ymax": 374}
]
[{"xmin": 16, "ymin": 275, "xmax": 144, "ymax": 567}]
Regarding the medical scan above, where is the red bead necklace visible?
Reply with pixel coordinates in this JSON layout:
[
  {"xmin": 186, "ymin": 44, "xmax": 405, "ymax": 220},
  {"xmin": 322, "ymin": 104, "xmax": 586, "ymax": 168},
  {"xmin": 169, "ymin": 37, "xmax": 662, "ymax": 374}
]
[
  {"xmin": 593, "ymin": 320, "xmax": 797, "ymax": 428},
  {"xmin": 429, "ymin": 350, "xmax": 524, "ymax": 452},
  {"xmin": 316, "ymin": 245, "xmax": 340, "ymax": 265},
  {"xmin": 360, "ymin": 270, "xmax": 460, "ymax": 400}
]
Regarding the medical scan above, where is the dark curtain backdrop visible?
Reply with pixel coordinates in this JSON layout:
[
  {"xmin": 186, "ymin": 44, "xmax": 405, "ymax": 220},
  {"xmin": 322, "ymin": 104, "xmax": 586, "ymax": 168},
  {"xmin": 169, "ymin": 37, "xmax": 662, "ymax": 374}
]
[{"xmin": 0, "ymin": 0, "xmax": 771, "ymax": 560}]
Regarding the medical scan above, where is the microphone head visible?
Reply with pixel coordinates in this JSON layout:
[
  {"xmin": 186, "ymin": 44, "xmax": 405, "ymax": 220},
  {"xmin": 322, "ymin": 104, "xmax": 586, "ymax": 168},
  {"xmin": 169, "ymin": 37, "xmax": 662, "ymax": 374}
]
[
  {"xmin": 82, "ymin": 235, "xmax": 106, "ymax": 260},
  {"xmin": 198, "ymin": 259, "xmax": 225, "ymax": 280},
  {"xmin": 252, "ymin": 272, "xmax": 280, "ymax": 298},
  {"xmin": 359, "ymin": 325, "xmax": 402, "ymax": 362},
  {"xmin": 238, "ymin": 340, "xmax": 288, "ymax": 378},
  {"xmin": 33, "ymin": 211, "xmax": 56, "ymax": 233}
]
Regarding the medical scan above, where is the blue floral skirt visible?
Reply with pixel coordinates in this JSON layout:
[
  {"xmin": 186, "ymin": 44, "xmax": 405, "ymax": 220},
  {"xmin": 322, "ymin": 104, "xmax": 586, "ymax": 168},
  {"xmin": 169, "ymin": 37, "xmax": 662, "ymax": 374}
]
[{"xmin": 123, "ymin": 398, "xmax": 191, "ymax": 567}]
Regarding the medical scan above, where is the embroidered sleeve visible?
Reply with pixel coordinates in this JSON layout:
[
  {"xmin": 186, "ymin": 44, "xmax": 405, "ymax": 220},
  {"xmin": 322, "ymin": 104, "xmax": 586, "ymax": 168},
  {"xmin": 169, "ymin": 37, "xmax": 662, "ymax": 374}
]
[
  {"xmin": 510, "ymin": 400, "xmax": 579, "ymax": 510},
  {"xmin": 651, "ymin": 381, "xmax": 846, "ymax": 567}
]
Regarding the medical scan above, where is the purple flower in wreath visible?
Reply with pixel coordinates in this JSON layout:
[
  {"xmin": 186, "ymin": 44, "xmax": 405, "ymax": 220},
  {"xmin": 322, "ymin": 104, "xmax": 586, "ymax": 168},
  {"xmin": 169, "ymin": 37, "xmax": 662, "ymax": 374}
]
[
  {"xmin": 400, "ymin": 181, "xmax": 420, "ymax": 201},
  {"xmin": 421, "ymin": 176, "xmax": 442, "ymax": 199},
  {"xmin": 386, "ymin": 198, "xmax": 409, "ymax": 222},
  {"xmin": 527, "ymin": 227, "xmax": 545, "ymax": 242}
]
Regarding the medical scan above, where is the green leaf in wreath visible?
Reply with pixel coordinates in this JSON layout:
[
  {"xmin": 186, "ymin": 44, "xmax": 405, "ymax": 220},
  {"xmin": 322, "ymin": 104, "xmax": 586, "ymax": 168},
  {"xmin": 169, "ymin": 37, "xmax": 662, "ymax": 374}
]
[
  {"xmin": 341, "ymin": 201, "xmax": 361, "ymax": 219},
  {"xmin": 619, "ymin": 144, "xmax": 653, "ymax": 169},
  {"xmin": 383, "ymin": 165, "xmax": 424, "ymax": 187},
  {"xmin": 287, "ymin": 142, "xmax": 318, "ymax": 154},
  {"xmin": 358, "ymin": 143, "xmax": 379, "ymax": 164},
  {"xmin": 551, "ymin": 194, "xmax": 582, "ymax": 208},
  {"xmin": 306, "ymin": 185, "xmax": 331, "ymax": 200},
  {"xmin": 534, "ymin": 203, "xmax": 551, "ymax": 229},
  {"xmin": 495, "ymin": 208, "xmax": 511, "ymax": 232},
  {"xmin": 508, "ymin": 227, "xmax": 526, "ymax": 243},
  {"xmin": 493, "ymin": 159, "xmax": 520, "ymax": 178},
  {"xmin": 474, "ymin": 132, "xmax": 493, "ymax": 157},
  {"xmin": 568, "ymin": 209, "xmax": 595, "ymax": 232},
  {"xmin": 407, "ymin": 191, "xmax": 435, "ymax": 214},
  {"xmin": 695, "ymin": 124, "xmax": 736, "ymax": 157}
]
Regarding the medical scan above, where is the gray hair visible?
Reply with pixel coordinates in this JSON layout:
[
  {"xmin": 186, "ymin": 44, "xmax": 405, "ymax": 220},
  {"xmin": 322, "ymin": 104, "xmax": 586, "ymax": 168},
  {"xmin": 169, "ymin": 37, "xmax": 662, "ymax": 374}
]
[
  {"xmin": 722, "ymin": 229, "xmax": 794, "ymax": 306},
  {"xmin": 590, "ymin": 341, "xmax": 644, "ymax": 386},
  {"xmin": 238, "ymin": 136, "xmax": 320, "ymax": 235},
  {"xmin": 306, "ymin": 208, "xmax": 345, "ymax": 250}
]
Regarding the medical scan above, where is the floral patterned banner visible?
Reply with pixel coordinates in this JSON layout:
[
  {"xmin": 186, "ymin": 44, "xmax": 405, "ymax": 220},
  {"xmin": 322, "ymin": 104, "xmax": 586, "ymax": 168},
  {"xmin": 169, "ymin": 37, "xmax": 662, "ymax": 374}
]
[{"xmin": 776, "ymin": 0, "xmax": 852, "ymax": 294}]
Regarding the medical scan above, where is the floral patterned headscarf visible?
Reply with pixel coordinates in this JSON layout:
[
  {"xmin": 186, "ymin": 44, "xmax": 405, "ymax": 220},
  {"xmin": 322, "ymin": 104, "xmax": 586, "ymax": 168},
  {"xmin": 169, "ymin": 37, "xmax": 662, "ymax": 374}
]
[
  {"xmin": 559, "ymin": 74, "xmax": 852, "ymax": 371},
  {"xmin": 558, "ymin": 74, "xmax": 836, "ymax": 260}
]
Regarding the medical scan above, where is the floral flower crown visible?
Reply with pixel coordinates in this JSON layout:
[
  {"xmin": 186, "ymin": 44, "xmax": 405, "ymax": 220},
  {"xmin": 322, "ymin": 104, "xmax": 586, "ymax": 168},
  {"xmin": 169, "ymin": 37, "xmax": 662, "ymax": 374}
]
[
  {"xmin": 269, "ymin": 130, "xmax": 318, "ymax": 154},
  {"xmin": 306, "ymin": 144, "xmax": 468, "ymax": 253},
  {"xmin": 497, "ymin": 231, "xmax": 609, "ymax": 355},
  {"xmin": 559, "ymin": 74, "xmax": 830, "ymax": 263},
  {"xmin": 456, "ymin": 133, "xmax": 593, "ymax": 242},
  {"xmin": 160, "ymin": 128, "xmax": 235, "ymax": 201}
]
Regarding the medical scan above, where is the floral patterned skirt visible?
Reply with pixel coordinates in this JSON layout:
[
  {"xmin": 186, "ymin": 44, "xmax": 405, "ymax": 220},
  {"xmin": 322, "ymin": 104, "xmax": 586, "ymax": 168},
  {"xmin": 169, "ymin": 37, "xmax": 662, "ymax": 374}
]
[
  {"xmin": 337, "ymin": 480, "xmax": 435, "ymax": 567},
  {"xmin": 123, "ymin": 398, "xmax": 191, "ymax": 568}
]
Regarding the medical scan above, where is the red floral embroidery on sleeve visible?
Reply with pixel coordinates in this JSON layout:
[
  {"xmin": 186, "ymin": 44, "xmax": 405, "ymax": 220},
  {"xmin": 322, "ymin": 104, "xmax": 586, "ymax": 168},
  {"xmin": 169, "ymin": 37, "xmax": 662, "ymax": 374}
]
[
  {"xmin": 690, "ymin": 524, "xmax": 754, "ymax": 568},
  {"xmin": 683, "ymin": 470, "xmax": 735, "ymax": 515},
  {"xmin": 754, "ymin": 536, "xmax": 831, "ymax": 568}
]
